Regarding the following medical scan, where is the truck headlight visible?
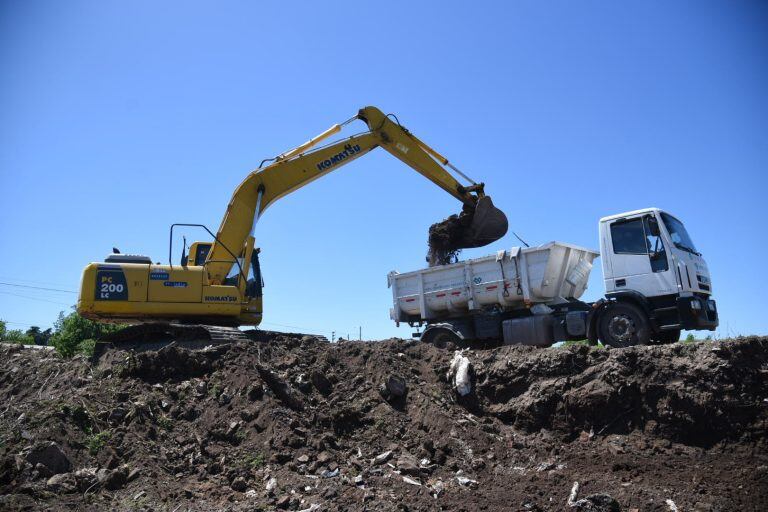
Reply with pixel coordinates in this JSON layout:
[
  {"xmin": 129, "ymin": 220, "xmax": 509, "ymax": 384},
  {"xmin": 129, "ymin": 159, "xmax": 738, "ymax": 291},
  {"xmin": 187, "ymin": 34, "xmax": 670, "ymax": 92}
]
[
  {"xmin": 707, "ymin": 301, "xmax": 716, "ymax": 311},
  {"xmin": 690, "ymin": 300, "xmax": 702, "ymax": 310}
]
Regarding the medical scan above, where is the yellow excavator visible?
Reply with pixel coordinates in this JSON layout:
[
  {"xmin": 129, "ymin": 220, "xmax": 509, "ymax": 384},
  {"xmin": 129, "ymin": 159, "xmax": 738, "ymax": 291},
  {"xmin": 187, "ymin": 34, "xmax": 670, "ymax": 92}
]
[{"xmin": 77, "ymin": 106, "xmax": 508, "ymax": 350}]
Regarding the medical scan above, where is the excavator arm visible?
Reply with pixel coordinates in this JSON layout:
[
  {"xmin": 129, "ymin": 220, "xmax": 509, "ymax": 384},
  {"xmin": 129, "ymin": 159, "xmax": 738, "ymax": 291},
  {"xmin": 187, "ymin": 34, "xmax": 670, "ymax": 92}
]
[{"xmin": 205, "ymin": 106, "xmax": 507, "ymax": 283}]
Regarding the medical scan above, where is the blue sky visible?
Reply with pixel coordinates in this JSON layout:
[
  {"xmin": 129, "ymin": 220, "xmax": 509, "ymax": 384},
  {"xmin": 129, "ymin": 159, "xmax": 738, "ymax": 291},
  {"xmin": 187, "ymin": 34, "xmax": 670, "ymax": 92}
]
[{"xmin": 1, "ymin": 1, "xmax": 766, "ymax": 339}]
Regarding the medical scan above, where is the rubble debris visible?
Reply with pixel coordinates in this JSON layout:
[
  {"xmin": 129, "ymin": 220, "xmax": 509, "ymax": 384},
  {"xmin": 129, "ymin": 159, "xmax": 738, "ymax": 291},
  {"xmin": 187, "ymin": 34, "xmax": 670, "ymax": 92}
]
[
  {"xmin": 45, "ymin": 473, "xmax": 77, "ymax": 493},
  {"xmin": 456, "ymin": 475, "xmax": 478, "ymax": 488},
  {"xmin": 23, "ymin": 441, "xmax": 71, "ymax": 475},
  {"xmin": 373, "ymin": 451, "xmax": 393, "ymax": 465},
  {"xmin": 402, "ymin": 476, "xmax": 422, "ymax": 486},
  {"xmin": 379, "ymin": 374, "xmax": 407, "ymax": 402},
  {"xmin": 0, "ymin": 335, "xmax": 766, "ymax": 510},
  {"xmin": 448, "ymin": 351, "xmax": 473, "ymax": 395},
  {"xmin": 568, "ymin": 481, "xmax": 620, "ymax": 512}
]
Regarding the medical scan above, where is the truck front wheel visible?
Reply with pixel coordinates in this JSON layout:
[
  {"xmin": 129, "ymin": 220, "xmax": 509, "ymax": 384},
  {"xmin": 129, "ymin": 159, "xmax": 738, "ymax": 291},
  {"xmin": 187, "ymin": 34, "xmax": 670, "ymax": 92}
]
[{"xmin": 598, "ymin": 302, "xmax": 651, "ymax": 348}]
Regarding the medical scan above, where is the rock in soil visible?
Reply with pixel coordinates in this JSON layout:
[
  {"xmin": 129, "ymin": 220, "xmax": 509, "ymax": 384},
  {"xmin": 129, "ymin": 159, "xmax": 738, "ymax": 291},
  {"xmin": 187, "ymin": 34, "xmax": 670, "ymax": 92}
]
[
  {"xmin": 0, "ymin": 335, "xmax": 767, "ymax": 510},
  {"xmin": 22, "ymin": 442, "xmax": 71, "ymax": 475}
]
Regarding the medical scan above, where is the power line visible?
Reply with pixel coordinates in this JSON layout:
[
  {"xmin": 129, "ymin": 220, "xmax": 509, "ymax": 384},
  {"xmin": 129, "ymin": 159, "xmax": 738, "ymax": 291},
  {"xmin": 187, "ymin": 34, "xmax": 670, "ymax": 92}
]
[
  {"xmin": 0, "ymin": 291, "xmax": 73, "ymax": 307},
  {"xmin": 1, "ymin": 320, "xmax": 37, "ymax": 327},
  {"xmin": 0, "ymin": 276, "xmax": 76, "ymax": 289},
  {"xmin": 0, "ymin": 282, "xmax": 77, "ymax": 294}
]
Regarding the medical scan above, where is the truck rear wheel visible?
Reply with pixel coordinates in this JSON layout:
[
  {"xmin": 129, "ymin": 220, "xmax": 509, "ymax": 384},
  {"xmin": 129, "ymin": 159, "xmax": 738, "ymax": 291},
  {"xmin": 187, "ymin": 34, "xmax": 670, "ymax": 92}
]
[
  {"xmin": 421, "ymin": 327, "xmax": 466, "ymax": 349},
  {"xmin": 598, "ymin": 302, "xmax": 651, "ymax": 348}
]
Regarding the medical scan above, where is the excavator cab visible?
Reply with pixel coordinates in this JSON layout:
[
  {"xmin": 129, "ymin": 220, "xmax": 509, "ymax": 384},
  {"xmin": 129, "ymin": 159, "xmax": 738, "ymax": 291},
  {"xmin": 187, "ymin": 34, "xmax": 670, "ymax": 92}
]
[{"xmin": 186, "ymin": 242, "xmax": 213, "ymax": 266}]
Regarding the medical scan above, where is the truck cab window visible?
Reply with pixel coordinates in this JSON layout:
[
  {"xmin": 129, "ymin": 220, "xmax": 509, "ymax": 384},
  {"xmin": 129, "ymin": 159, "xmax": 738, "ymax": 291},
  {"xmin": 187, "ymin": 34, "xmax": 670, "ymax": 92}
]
[
  {"xmin": 660, "ymin": 212, "xmax": 699, "ymax": 255},
  {"xmin": 643, "ymin": 216, "xmax": 668, "ymax": 272},
  {"xmin": 610, "ymin": 219, "xmax": 646, "ymax": 254}
]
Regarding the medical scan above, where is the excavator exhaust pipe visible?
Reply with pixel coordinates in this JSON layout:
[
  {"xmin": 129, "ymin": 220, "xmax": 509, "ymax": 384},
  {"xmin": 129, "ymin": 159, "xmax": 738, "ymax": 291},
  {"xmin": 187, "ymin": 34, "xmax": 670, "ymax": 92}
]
[{"xmin": 428, "ymin": 195, "xmax": 509, "ymax": 266}]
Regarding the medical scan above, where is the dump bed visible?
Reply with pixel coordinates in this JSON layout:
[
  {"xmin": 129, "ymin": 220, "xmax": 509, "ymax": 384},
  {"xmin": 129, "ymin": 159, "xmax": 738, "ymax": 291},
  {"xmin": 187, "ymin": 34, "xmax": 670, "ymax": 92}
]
[{"xmin": 389, "ymin": 242, "xmax": 599, "ymax": 324}]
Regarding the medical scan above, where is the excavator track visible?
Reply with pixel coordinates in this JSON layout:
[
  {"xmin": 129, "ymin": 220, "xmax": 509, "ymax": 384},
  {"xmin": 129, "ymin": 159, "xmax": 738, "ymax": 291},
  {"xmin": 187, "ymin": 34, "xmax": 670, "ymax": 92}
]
[
  {"xmin": 93, "ymin": 322, "xmax": 328, "ymax": 360},
  {"xmin": 93, "ymin": 323, "xmax": 249, "ymax": 359}
]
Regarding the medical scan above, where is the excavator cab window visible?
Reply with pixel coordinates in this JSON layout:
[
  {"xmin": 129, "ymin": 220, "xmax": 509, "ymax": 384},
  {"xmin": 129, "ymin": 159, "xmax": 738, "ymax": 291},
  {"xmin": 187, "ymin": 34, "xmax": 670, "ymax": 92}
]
[
  {"xmin": 246, "ymin": 249, "xmax": 263, "ymax": 298},
  {"xmin": 223, "ymin": 257, "xmax": 244, "ymax": 287},
  {"xmin": 194, "ymin": 243, "xmax": 212, "ymax": 266}
]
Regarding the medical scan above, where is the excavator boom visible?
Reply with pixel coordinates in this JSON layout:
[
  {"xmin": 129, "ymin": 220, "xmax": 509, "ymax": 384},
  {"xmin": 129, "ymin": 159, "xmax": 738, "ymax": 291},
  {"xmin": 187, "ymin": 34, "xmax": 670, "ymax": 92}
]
[{"xmin": 206, "ymin": 106, "xmax": 507, "ymax": 283}]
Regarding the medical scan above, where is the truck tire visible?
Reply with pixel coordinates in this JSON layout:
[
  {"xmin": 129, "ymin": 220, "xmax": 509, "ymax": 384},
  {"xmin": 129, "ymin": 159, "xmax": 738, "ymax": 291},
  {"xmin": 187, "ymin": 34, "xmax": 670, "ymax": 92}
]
[
  {"xmin": 598, "ymin": 302, "xmax": 651, "ymax": 348},
  {"xmin": 421, "ymin": 327, "xmax": 465, "ymax": 349},
  {"xmin": 653, "ymin": 329, "xmax": 681, "ymax": 344}
]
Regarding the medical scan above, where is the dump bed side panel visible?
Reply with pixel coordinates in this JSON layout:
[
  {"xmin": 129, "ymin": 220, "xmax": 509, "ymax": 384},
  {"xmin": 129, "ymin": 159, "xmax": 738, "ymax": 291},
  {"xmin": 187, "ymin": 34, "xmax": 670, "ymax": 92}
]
[{"xmin": 389, "ymin": 242, "xmax": 599, "ymax": 323}]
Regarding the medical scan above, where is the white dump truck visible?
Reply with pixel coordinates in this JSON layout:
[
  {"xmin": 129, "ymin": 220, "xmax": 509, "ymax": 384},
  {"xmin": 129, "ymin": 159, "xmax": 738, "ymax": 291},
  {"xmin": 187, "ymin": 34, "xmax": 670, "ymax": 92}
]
[{"xmin": 389, "ymin": 208, "xmax": 718, "ymax": 347}]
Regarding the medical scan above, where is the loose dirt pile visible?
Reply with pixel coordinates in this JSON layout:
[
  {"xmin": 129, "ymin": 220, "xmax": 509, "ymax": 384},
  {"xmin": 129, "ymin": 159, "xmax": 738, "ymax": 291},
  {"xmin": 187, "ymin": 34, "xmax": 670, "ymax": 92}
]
[{"xmin": 1, "ymin": 336, "xmax": 767, "ymax": 511}]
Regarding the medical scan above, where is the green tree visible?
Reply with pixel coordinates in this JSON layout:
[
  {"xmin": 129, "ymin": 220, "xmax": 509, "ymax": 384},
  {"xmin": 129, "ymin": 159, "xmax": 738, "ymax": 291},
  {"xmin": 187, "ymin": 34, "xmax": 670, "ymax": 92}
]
[
  {"xmin": 25, "ymin": 326, "xmax": 53, "ymax": 346},
  {"xmin": 49, "ymin": 310, "xmax": 124, "ymax": 357},
  {"xmin": 0, "ymin": 320, "xmax": 34, "ymax": 345}
]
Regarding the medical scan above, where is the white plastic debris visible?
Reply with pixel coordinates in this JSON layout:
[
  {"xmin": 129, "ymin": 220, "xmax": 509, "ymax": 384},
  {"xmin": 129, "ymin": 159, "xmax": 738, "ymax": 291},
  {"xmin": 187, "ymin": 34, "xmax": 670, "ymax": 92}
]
[
  {"xmin": 665, "ymin": 499, "xmax": 679, "ymax": 512},
  {"xmin": 430, "ymin": 480, "xmax": 445, "ymax": 498},
  {"xmin": 265, "ymin": 477, "xmax": 278, "ymax": 493},
  {"xmin": 448, "ymin": 351, "xmax": 473, "ymax": 396},
  {"xmin": 567, "ymin": 481, "xmax": 580, "ymax": 506},
  {"xmin": 402, "ymin": 476, "xmax": 422, "ymax": 486},
  {"xmin": 456, "ymin": 476, "xmax": 478, "ymax": 487},
  {"xmin": 298, "ymin": 505, "xmax": 321, "ymax": 512},
  {"xmin": 373, "ymin": 450, "xmax": 393, "ymax": 465}
]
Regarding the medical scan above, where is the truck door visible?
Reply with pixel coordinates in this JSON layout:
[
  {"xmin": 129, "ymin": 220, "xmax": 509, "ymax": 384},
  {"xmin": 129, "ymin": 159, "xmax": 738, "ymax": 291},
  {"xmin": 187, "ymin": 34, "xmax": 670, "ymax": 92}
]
[{"xmin": 605, "ymin": 214, "xmax": 677, "ymax": 297}]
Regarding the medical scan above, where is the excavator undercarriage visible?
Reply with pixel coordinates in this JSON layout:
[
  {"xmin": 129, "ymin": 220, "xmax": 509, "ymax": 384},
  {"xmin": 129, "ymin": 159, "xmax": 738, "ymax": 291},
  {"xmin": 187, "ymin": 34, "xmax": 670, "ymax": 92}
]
[{"xmin": 93, "ymin": 322, "xmax": 328, "ymax": 359}]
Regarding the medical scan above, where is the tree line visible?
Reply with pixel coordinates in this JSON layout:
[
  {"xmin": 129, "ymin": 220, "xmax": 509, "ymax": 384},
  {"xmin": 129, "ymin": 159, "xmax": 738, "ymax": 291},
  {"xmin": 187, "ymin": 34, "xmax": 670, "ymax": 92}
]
[{"xmin": 0, "ymin": 311, "xmax": 124, "ymax": 357}]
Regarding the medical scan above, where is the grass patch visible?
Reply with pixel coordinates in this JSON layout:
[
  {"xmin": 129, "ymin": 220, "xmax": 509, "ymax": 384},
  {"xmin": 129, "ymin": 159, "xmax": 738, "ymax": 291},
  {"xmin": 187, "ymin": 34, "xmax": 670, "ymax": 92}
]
[
  {"xmin": 243, "ymin": 452, "xmax": 265, "ymax": 469},
  {"xmin": 683, "ymin": 333, "xmax": 713, "ymax": 343},
  {"xmin": 157, "ymin": 415, "xmax": 173, "ymax": 431},
  {"xmin": 87, "ymin": 430, "xmax": 111, "ymax": 455}
]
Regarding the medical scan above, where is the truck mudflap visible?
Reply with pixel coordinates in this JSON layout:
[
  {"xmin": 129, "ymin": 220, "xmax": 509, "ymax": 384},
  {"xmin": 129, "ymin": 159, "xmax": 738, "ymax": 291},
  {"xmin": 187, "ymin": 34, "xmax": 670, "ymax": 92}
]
[
  {"xmin": 585, "ymin": 299, "xmax": 607, "ymax": 345},
  {"xmin": 677, "ymin": 296, "xmax": 718, "ymax": 330}
]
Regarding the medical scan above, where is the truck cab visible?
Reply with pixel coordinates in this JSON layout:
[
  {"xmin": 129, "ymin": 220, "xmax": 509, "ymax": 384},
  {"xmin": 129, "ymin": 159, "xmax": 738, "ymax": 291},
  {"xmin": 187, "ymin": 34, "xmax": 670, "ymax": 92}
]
[{"xmin": 597, "ymin": 208, "xmax": 718, "ymax": 343}]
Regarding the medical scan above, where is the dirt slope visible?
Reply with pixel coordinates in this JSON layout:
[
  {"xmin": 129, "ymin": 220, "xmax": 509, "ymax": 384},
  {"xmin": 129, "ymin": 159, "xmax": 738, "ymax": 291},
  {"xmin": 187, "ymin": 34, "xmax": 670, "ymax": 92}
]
[{"xmin": 1, "ymin": 336, "xmax": 766, "ymax": 511}]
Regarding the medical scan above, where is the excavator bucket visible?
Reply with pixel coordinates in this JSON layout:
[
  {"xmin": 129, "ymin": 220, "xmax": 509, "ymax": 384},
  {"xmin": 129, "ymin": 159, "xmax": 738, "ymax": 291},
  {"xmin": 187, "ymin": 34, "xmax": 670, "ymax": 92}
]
[
  {"xmin": 461, "ymin": 195, "xmax": 508, "ymax": 248},
  {"xmin": 428, "ymin": 195, "xmax": 509, "ymax": 266}
]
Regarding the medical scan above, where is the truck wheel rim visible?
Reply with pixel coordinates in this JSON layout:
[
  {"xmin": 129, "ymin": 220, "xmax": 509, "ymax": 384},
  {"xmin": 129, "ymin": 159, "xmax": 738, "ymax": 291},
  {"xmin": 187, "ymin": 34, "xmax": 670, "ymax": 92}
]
[{"xmin": 608, "ymin": 314, "xmax": 634, "ymax": 342}]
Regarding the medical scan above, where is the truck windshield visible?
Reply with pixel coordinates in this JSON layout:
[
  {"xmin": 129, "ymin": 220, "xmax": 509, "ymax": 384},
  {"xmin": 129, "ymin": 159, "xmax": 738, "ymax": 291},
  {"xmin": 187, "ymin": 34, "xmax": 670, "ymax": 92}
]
[{"xmin": 660, "ymin": 212, "xmax": 699, "ymax": 255}]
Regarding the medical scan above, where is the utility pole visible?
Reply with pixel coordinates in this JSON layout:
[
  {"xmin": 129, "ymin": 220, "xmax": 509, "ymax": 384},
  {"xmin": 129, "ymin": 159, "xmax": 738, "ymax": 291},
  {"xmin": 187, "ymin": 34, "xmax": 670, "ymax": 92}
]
[
  {"xmin": 331, "ymin": 331, "xmax": 335, "ymax": 343},
  {"xmin": 359, "ymin": 326, "xmax": 362, "ymax": 341}
]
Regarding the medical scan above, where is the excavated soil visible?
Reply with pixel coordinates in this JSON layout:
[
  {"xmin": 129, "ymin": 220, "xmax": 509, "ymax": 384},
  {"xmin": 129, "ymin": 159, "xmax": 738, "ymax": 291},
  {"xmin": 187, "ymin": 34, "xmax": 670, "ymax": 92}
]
[
  {"xmin": 1, "ymin": 336, "xmax": 767, "ymax": 511},
  {"xmin": 427, "ymin": 213, "xmax": 472, "ymax": 266}
]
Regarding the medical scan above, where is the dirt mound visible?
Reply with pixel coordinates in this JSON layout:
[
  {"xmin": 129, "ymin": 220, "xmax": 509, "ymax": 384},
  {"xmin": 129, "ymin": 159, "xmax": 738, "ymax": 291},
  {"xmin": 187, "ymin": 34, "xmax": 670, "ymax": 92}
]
[
  {"xmin": 1, "ymin": 336, "xmax": 767, "ymax": 511},
  {"xmin": 471, "ymin": 339, "xmax": 768, "ymax": 447}
]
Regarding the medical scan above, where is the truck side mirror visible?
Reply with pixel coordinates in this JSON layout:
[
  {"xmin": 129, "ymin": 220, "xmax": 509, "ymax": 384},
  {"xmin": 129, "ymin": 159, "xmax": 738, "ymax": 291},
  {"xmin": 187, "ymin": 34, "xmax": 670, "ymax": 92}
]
[{"xmin": 647, "ymin": 217, "xmax": 660, "ymax": 237}]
